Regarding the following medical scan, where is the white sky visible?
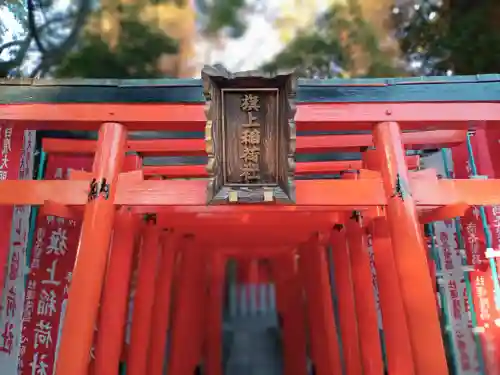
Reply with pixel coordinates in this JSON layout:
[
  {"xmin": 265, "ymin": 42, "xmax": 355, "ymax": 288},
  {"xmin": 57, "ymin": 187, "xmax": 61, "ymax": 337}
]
[
  {"xmin": 0, "ymin": 8, "xmax": 20, "ymax": 61},
  {"xmin": 204, "ymin": 16, "xmax": 284, "ymax": 72},
  {"xmin": 206, "ymin": 0, "xmax": 334, "ymax": 71}
]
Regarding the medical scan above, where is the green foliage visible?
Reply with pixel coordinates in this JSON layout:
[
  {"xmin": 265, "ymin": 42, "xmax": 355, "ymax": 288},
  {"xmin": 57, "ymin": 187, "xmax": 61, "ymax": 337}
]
[
  {"xmin": 266, "ymin": 0, "xmax": 500, "ymax": 78},
  {"xmin": 261, "ymin": 5, "xmax": 399, "ymax": 78},
  {"xmin": 394, "ymin": 0, "xmax": 500, "ymax": 75},
  {"xmin": 261, "ymin": 30, "xmax": 349, "ymax": 78},
  {"xmin": 196, "ymin": 0, "xmax": 247, "ymax": 38},
  {"xmin": 53, "ymin": 0, "xmax": 250, "ymax": 78},
  {"xmin": 55, "ymin": 6, "xmax": 178, "ymax": 78},
  {"xmin": 262, "ymin": 8, "xmax": 349, "ymax": 78}
]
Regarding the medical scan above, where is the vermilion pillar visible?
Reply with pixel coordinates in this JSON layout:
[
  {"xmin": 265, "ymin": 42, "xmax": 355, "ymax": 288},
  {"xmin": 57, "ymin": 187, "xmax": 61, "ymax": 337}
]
[
  {"xmin": 421, "ymin": 224, "xmax": 439, "ymax": 312},
  {"xmin": 373, "ymin": 121, "xmax": 448, "ymax": 375},
  {"xmin": 56, "ymin": 122, "xmax": 126, "ymax": 375},
  {"xmin": 363, "ymin": 149, "xmax": 415, "ymax": 375},
  {"xmin": 168, "ymin": 237, "xmax": 206, "ymax": 375},
  {"xmin": 370, "ymin": 217, "xmax": 415, "ymax": 375},
  {"xmin": 238, "ymin": 259, "xmax": 260, "ymax": 283},
  {"xmin": 94, "ymin": 208, "xmax": 139, "ymax": 375},
  {"xmin": 147, "ymin": 232, "xmax": 178, "ymax": 375},
  {"xmin": 329, "ymin": 226, "xmax": 362, "ymax": 375},
  {"xmin": 93, "ymin": 153, "xmax": 141, "ymax": 375},
  {"xmin": 273, "ymin": 250, "xmax": 308, "ymax": 375},
  {"xmin": 205, "ymin": 251, "xmax": 225, "ymax": 375},
  {"xmin": 345, "ymin": 215, "xmax": 384, "ymax": 375},
  {"xmin": 298, "ymin": 235, "xmax": 342, "ymax": 375},
  {"xmin": 127, "ymin": 223, "xmax": 162, "ymax": 375}
]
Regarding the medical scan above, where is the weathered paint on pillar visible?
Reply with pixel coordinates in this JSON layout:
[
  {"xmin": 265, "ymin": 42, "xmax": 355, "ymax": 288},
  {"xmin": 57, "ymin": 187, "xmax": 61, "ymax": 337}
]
[
  {"xmin": 238, "ymin": 259, "xmax": 260, "ymax": 284},
  {"xmin": 345, "ymin": 215, "xmax": 384, "ymax": 375},
  {"xmin": 298, "ymin": 235, "xmax": 343, "ymax": 375},
  {"xmin": 55, "ymin": 122, "xmax": 126, "ymax": 375},
  {"xmin": 330, "ymin": 226, "xmax": 363, "ymax": 375},
  {"xmin": 168, "ymin": 237, "xmax": 206, "ymax": 375},
  {"xmin": 93, "ymin": 153, "xmax": 141, "ymax": 375},
  {"xmin": 373, "ymin": 121, "xmax": 448, "ymax": 375},
  {"xmin": 147, "ymin": 231, "xmax": 178, "ymax": 375},
  {"xmin": 205, "ymin": 250, "xmax": 225, "ymax": 375},
  {"xmin": 273, "ymin": 250, "xmax": 308, "ymax": 375},
  {"xmin": 94, "ymin": 208, "xmax": 139, "ymax": 375},
  {"xmin": 364, "ymin": 148, "xmax": 416, "ymax": 375},
  {"xmin": 370, "ymin": 217, "xmax": 415, "ymax": 375},
  {"xmin": 127, "ymin": 223, "xmax": 162, "ymax": 375}
]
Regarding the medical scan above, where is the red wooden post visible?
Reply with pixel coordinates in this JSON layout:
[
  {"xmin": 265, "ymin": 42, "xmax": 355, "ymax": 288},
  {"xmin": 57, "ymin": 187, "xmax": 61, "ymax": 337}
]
[
  {"xmin": 373, "ymin": 121, "xmax": 448, "ymax": 375},
  {"xmin": 421, "ymin": 224, "xmax": 440, "ymax": 312},
  {"xmin": 192, "ymin": 243, "xmax": 208, "ymax": 371},
  {"xmin": 298, "ymin": 235, "xmax": 343, "ymax": 375},
  {"xmin": 127, "ymin": 223, "xmax": 162, "ymax": 375},
  {"xmin": 205, "ymin": 250, "xmax": 226, "ymax": 375},
  {"xmin": 147, "ymin": 231, "xmax": 178, "ymax": 375},
  {"xmin": 329, "ymin": 226, "xmax": 363, "ymax": 375},
  {"xmin": 258, "ymin": 259, "xmax": 272, "ymax": 283},
  {"xmin": 92, "ymin": 153, "xmax": 141, "ymax": 374},
  {"xmin": 238, "ymin": 259, "xmax": 260, "ymax": 283},
  {"xmin": 370, "ymin": 218, "xmax": 415, "ymax": 375},
  {"xmin": 345, "ymin": 215, "xmax": 384, "ymax": 375},
  {"xmin": 363, "ymin": 150, "xmax": 415, "ymax": 375},
  {"xmin": 168, "ymin": 236, "xmax": 206, "ymax": 375},
  {"xmin": 55, "ymin": 122, "xmax": 126, "ymax": 375},
  {"xmin": 273, "ymin": 250, "xmax": 308, "ymax": 375},
  {"xmin": 94, "ymin": 208, "xmax": 139, "ymax": 375}
]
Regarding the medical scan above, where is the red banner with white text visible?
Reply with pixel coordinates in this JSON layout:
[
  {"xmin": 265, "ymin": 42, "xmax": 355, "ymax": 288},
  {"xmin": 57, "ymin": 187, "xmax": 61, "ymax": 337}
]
[
  {"xmin": 0, "ymin": 126, "xmax": 25, "ymax": 291},
  {"xmin": 421, "ymin": 151, "xmax": 480, "ymax": 374},
  {"xmin": 452, "ymin": 136, "xmax": 500, "ymax": 375},
  {"xmin": 484, "ymin": 129, "xmax": 500, "ymax": 179},
  {"xmin": 0, "ymin": 129, "xmax": 36, "ymax": 374},
  {"xmin": 481, "ymin": 129, "xmax": 500, "ymax": 269},
  {"xmin": 19, "ymin": 155, "xmax": 92, "ymax": 375}
]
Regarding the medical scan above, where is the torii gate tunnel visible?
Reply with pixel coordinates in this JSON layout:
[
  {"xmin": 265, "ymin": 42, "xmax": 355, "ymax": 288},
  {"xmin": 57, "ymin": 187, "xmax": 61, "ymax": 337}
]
[{"xmin": 2, "ymin": 68, "xmax": 500, "ymax": 375}]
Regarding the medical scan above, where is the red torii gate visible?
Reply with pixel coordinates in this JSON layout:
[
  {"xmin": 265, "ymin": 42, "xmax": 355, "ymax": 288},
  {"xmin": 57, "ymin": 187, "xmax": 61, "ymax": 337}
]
[
  {"xmin": 1, "ymin": 74, "xmax": 500, "ymax": 375},
  {"xmin": 2, "ymin": 124, "xmax": 498, "ymax": 373},
  {"xmin": 37, "ymin": 126, "xmax": 489, "ymax": 375}
]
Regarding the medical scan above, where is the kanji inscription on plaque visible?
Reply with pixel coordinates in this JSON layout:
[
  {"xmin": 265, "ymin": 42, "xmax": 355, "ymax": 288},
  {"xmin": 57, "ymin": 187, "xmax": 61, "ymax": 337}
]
[{"xmin": 202, "ymin": 66, "xmax": 296, "ymax": 204}]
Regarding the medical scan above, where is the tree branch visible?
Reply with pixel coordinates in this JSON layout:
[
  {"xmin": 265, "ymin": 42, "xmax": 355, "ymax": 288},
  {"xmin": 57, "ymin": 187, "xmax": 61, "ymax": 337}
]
[
  {"xmin": 0, "ymin": 40, "xmax": 25, "ymax": 54},
  {"xmin": 0, "ymin": 36, "xmax": 32, "ymax": 77},
  {"xmin": 27, "ymin": 0, "xmax": 47, "ymax": 53},
  {"xmin": 29, "ymin": 0, "xmax": 92, "ymax": 77}
]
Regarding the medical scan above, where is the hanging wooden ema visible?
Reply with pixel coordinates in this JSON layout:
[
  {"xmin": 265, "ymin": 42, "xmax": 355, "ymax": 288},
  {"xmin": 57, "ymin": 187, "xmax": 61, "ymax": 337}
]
[{"xmin": 202, "ymin": 65, "xmax": 297, "ymax": 204}]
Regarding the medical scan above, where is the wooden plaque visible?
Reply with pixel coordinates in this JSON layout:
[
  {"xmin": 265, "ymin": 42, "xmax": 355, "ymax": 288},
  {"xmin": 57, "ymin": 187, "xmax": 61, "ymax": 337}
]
[{"xmin": 202, "ymin": 65, "xmax": 296, "ymax": 204}]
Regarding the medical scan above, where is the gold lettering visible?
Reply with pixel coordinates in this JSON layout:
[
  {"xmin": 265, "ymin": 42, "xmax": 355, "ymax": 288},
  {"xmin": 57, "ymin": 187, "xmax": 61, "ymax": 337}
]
[
  {"xmin": 240, "ymin": 163, "xmax": 260, "ymax": 182},
  {"xmin": 242, "ymin": 113, "xmax": 260, "ymax": 128},
  {"xmin": 241, "ymin": 146, "xmax": 260, "ymax": 164},
  {"xmin": 240, "ymin": 94, "xmax": 260, "ymax": 112},
  {"xmin": 239, "ymin": 93, "xmax": 261, "ymax": 183},
  {"xmin": 240, "ymin": 129, "xmax": 261, "ymax": 145}
]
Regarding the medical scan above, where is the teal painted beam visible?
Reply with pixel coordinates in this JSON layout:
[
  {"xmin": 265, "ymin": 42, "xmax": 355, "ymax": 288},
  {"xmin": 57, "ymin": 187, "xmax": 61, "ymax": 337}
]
[{"xmin": 1, "ymin": 75, "xmax": 500, "ymax": 104}]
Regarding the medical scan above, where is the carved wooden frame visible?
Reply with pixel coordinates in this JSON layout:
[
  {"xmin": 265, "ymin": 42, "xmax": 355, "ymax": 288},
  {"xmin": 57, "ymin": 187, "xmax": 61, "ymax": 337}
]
[{"xmin": 202, "ymin": 65, "xmax": 296, "ymax": 205}]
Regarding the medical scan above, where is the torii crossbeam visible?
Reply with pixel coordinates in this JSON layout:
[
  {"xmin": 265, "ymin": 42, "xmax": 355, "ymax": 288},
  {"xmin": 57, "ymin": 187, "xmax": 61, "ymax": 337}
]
[{"xmin": 1, "ymin": 73, "xmax": 500, "ymax": 375}]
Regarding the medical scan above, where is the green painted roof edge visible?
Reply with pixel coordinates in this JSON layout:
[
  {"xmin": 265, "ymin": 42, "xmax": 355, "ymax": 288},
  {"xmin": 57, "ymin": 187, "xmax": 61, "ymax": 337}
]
[{"xmin": 1, "ymin": 74, "xmax": 500, "ymax": 104}]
